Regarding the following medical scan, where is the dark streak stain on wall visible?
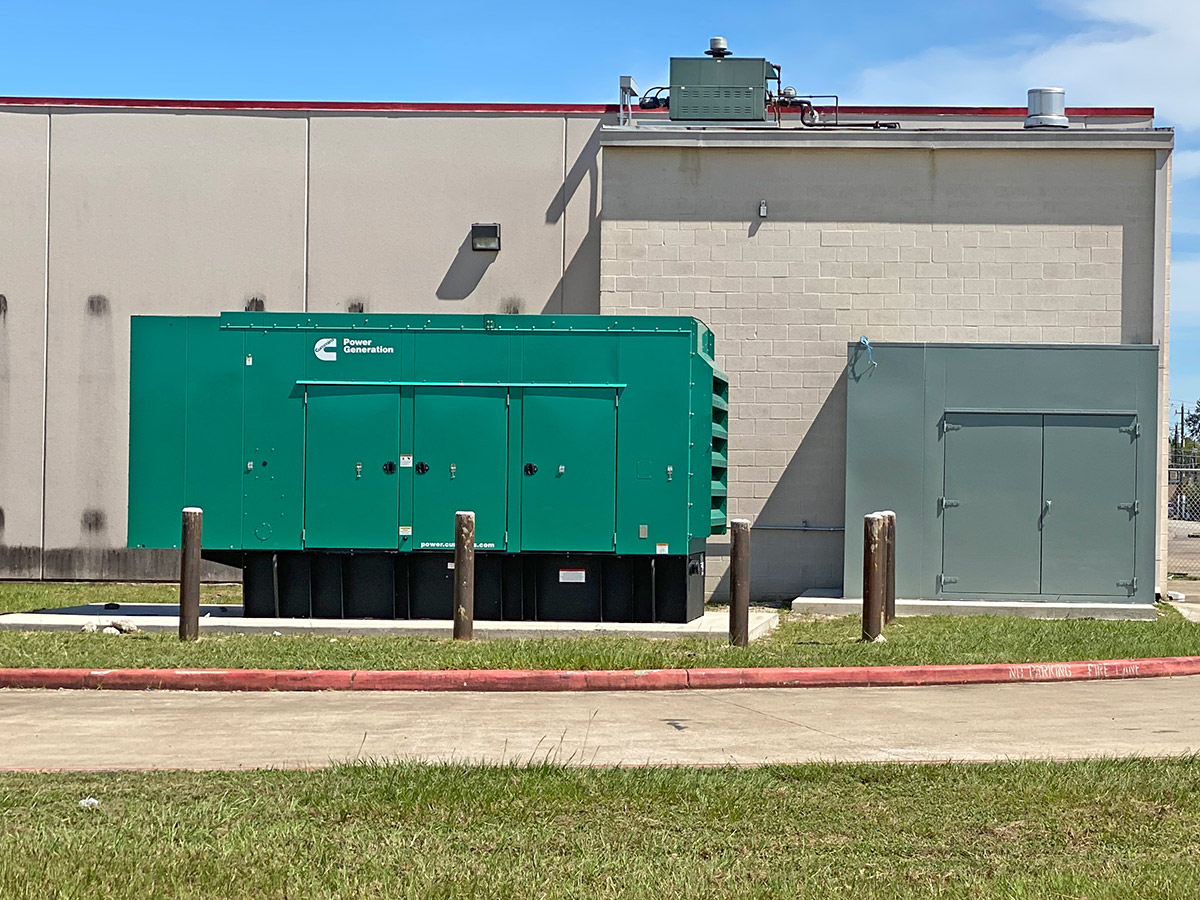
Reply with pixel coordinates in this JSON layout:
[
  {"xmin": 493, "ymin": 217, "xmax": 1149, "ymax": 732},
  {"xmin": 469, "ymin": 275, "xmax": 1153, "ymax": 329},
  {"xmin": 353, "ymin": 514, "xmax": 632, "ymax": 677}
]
[{"xmin": 81, "ymin": 509, "xmax": 107, "ymax": 533}]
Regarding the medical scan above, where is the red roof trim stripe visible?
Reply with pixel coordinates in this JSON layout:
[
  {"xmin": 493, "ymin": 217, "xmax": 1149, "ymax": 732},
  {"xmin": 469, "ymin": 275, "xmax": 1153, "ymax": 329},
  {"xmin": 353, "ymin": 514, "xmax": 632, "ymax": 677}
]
[{"xmin": 0, "ymin": 96, "xmax": 1154, "ymax": 117}]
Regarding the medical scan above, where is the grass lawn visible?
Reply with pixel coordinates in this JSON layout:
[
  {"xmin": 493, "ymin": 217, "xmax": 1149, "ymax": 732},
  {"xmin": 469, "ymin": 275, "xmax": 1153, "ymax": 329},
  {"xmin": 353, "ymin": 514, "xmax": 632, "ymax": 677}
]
[
  {"xmin": 1, "ymin": 581, "xmax": 1199, "ymax": 671},
  {"xmin": 2, "ymin": 759, "xmax": 1200, "ymax": 899}
]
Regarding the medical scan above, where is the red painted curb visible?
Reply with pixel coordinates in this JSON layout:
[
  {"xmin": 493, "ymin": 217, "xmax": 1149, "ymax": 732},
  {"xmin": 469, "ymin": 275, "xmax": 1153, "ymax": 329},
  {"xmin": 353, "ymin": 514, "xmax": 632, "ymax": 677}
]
[{"xmin": 1, "ymin": 656, "xmax": 1198, "ymax": 693}]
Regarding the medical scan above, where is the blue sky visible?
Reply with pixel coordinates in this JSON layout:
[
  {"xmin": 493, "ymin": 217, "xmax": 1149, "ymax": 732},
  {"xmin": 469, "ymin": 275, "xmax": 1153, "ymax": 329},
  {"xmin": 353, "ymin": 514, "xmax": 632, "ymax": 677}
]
[{"xmin": 3, "ymin": 0, "xmax": 1196, "ymax": 411}]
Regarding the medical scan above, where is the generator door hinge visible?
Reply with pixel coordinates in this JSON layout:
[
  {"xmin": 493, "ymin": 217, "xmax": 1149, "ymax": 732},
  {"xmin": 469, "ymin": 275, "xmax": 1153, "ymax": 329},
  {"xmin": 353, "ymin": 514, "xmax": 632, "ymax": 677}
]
[
  {"xmin": 506, "ymin": 394, "xmax": 510, "ymax": 409},
  {"xmin": 937, "ymin": 573, "xmax": 958, "ymax": 591},
  {"xmin": 938, "ymin": 497, "xmax": 960, "ymax": 513},
  {"xmin": 941, "ymin": 420, "xmax": 962, "ymax": 435},
  {"xmin": 1117, "ymin": 500, "xmax": 1140, "ymax": 515},
  {"xmin": 613, "ymin": 532, "xmax": 618, "ymax": 549},
  {"xmin": 1117, "ymin": 576, "xmax": 1138, "ymax": 594},
  {"xmin": 503, "ymin": 530, "xmax": 508, "ymax": 546},
  {"xmin": 301, "ymin": 528, "xmax": 306, "ymax": 542},
  {"xmin": 1119, "ymin": 422, "xmax": 1141, "ymax": 438}
]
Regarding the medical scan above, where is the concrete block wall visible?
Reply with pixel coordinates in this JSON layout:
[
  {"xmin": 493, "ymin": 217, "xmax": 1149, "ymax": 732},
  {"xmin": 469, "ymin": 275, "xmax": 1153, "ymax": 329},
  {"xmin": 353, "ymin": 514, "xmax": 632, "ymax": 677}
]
[{"xmin": 599, "ymin": 143, "xmax": 1165, "ymax": 601}]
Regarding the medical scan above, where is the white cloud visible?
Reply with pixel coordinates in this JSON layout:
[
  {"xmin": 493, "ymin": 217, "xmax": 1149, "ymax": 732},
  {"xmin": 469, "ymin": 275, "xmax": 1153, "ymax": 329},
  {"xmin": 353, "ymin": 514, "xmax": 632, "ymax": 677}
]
[{"xmin": 852, "ymin": 0, "xmax": 1200, "ymax": 128}]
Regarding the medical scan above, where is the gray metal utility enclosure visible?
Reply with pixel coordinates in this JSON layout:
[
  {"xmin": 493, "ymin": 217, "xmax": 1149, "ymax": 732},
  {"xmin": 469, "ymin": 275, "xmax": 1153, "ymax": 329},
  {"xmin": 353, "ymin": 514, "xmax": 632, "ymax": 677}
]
[{"xmin": 843, "ymin": 343, "xmax": 1158, "ymax": 607}]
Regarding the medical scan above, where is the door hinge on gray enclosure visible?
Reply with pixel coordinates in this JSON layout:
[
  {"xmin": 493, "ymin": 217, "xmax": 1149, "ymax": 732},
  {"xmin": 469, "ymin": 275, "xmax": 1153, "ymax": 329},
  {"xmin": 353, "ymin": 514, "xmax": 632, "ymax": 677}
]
[
  {"xmin": 1118, "ymin": 422, "xmax": 1141, "ymax": 438},
  {"xmin": 1117, "ymin": 577, "xmax": 1138, "ymax": 593},
  {"xmin": 1117, "ymin": 500, "xmax": 1140, "ymax": 515},
  {"xmin": 938, "ymin": 497, "xmax": 960, "ymax": 512},
  {"xmin": 941, "ymin": 420, "xmax": 962, "ymax": 435},
  {"xmin": 937, "ymin": 573, "xmax": 958, "ymax": 591}
]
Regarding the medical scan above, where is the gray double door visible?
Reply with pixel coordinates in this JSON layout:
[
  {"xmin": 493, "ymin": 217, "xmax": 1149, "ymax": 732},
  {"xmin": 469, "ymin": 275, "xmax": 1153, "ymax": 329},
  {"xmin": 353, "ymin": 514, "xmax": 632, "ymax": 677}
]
[{"xmin": 940, "ymin": 413, "xmax": 1138, "ymax": 597}]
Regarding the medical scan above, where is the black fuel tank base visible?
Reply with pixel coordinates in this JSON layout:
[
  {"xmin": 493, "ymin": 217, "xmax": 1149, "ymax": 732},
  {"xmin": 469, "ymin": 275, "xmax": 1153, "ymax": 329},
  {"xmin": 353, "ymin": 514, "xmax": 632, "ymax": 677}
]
[
  {"xmin": 240, "ymin": 551, "xmax": 706, "ymax": 623},
  {"xmin": 242, "ymin": 552, "xmax": 277, "ymax": 617}
]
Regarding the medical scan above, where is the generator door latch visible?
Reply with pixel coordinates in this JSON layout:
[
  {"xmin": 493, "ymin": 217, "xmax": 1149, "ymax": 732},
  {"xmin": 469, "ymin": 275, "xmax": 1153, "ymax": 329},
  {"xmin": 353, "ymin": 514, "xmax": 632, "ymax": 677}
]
[
  {"xmin": 382, "ymin": 461, "xmax": 397, "ymax": 475},
  {"xmin": 416, "ymin": 461, "xmax": 429, "ymax": 475},
  {"xmin": 450, "ymin": 463, "xmax": 457, "ymax": 479},
  {"xmin": 355, "ymin": 462, "xmax": 362, "ymax": 479},
  {"xmin": 666, "ymin": 464, "xmax": 674, "ymax": 481},
  {"xmin": 524, "ymin": 462, "xmax": 538, "ymax": 476}
]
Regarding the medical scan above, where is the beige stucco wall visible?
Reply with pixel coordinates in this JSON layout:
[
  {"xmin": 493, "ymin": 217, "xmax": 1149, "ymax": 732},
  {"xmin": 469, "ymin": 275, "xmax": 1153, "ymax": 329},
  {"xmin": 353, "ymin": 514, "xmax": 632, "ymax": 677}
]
[
  {"xmin": 0, "ymin": 113, "xmax": 48, "ymax": 577},
  {"xmin": 306, "ymin": 115, "xmax": 603, "ymax": 316},
  {"xmin": 0, "ymin": 107, "xmax": 608, "ymax": 579},
  {"xmin": 599, "ymin": 142, "xmax": 1166, "ymax": 600}
]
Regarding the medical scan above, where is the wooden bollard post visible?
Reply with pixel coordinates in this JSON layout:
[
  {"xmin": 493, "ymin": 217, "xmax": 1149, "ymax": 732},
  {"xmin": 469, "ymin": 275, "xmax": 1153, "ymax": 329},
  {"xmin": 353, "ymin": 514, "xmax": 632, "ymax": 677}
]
[
  {"xmin": 453, "ymin": 511, "xmax": 475, "ymax": 640},
  {"xmin": 862, "ymin": 513, "xmax": 886, "ymax": 642},
  {"xmin": 179, "ymin": 507, "xmax": 203, "ymax": 642},
  {"xmin": 729, "ymin": 518, "xmax": 751, "ymax": 647},
  {"xmin": 881, "ymin": 510, "xmax": 897, "ymax": 625}
]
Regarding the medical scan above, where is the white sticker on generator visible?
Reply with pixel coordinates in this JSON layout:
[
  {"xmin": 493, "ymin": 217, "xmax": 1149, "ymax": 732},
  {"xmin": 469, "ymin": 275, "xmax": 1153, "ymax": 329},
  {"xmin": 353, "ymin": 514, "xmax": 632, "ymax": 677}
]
[
  {"xmin": 399, "ymin": 455, "xmax": 413, "ymax": 468},
  {"xmin": 656, "ymin": 543, "xmax": 670, "ymax": 555},
  {"xmin": 559, "ymin": 569, "xmax": 587, "ymax": 583},
  {"xmin": 398, "ymin": 526, "xmax": 412, "ymax": 537}
]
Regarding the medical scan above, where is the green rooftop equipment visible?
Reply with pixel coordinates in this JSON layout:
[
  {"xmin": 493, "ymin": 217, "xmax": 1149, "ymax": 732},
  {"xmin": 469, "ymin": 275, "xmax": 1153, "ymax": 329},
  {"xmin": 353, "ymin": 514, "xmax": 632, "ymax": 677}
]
[
  {"xmin": 128, "ymin": 313, "xmax": 728, "ymax": 622},
  {"xmin": 669, "ymin": 37, "xmax": 776, "ymax": 122}
]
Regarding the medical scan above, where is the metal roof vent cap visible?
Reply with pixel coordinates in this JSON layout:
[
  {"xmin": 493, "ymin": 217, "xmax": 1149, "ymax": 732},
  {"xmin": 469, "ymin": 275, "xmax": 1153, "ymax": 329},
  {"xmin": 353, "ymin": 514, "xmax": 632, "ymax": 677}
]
[
  {"xmin": 706, "ymin": 36, "xmax": 732, "ymax": 58},
  {"xmin": 1025, "ymin": 87, "xmax": 1068, "ymax": 128}
]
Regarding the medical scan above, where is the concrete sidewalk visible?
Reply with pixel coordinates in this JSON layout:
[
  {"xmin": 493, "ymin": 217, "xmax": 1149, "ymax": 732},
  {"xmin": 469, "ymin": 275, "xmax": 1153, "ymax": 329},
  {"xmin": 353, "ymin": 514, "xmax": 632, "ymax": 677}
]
[
  {"xmin": 4, "ymin": 675, "xmax": 1200, "ymax": 770},
  {"xmin": 0, "ymin": 604, "xmax": 778, "ymax": 641}
]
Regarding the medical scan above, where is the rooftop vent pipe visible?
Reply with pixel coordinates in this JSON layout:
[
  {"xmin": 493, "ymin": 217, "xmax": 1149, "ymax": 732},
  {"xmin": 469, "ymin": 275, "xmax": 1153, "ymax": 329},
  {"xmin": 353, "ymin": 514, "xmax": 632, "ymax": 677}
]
[
  {"xmin": 706, "ymin": 36, "xmax": 731, "ymax": 58},
  {"xmin": 1025, "ymin": 87, "xmax": 1068, "ymax": 128}
]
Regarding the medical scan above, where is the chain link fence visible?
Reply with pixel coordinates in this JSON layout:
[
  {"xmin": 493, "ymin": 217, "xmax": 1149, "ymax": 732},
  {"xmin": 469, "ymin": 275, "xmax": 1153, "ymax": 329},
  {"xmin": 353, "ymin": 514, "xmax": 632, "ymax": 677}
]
[{"xmin": 1169, "ymin": 457, "xmax": 1200, "ymax": 579}]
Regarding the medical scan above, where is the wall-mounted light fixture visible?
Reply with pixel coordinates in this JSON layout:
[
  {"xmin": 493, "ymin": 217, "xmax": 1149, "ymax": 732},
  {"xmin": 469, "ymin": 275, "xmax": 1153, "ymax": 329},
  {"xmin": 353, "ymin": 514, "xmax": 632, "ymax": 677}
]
[
  {"xmin": 758, "ymin": 200, "xmax": 768, "ymax": 218},
  {"xmin": 471, "ymin": 223, "xmax": 501, "ymax": 251}
]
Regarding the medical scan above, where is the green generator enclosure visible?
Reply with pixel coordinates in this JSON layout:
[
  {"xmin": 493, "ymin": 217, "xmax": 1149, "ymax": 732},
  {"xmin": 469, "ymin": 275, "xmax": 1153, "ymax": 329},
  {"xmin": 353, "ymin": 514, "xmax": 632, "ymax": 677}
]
[
  {"xmin": 128, "ymin": 313, "xmax": 728, "ymax": 622},
  {"xmin": 669, "ymin": 56, "xmax": 773, "ymax": 121},
  {"xmin": 843, "ymin": 342, "xmax": 1158, "ymax": 608}
]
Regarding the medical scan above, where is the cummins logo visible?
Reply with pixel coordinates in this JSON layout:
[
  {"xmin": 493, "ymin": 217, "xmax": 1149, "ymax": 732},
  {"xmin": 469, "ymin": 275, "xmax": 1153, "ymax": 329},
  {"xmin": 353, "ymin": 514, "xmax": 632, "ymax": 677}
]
[{"xmin": 314, "ymin": 338, "xmax": 338, "ymax": 361}]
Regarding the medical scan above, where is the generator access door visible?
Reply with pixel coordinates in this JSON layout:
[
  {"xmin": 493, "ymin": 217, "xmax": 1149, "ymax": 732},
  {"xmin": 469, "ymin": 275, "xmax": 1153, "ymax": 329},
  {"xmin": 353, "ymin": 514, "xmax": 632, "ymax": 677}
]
[
  {"xmin": 520, "ymin": 388, "xmax": 617, "ymax": 552},
  {"xmin": 1040, "ymin": 414, "xmax": 1138, "ymax": 596},
  {"xmin": 939, "ymin": 413, "xmax": 1044, "ymax": 595},
  {"xmin": 410, "ymin": 387, "xmax": 509, "ymax": 550},
  {"xmin": 303, "ymin": 385, "xmax": 401, "ymax": 549}
]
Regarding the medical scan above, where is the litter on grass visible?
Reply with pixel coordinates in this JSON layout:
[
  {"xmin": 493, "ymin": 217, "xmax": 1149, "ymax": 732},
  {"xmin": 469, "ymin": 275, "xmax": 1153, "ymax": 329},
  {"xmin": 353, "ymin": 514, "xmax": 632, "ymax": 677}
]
[{"xmin": 81, "ymin": 620, "xmax": 140, "ymax": 635}]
